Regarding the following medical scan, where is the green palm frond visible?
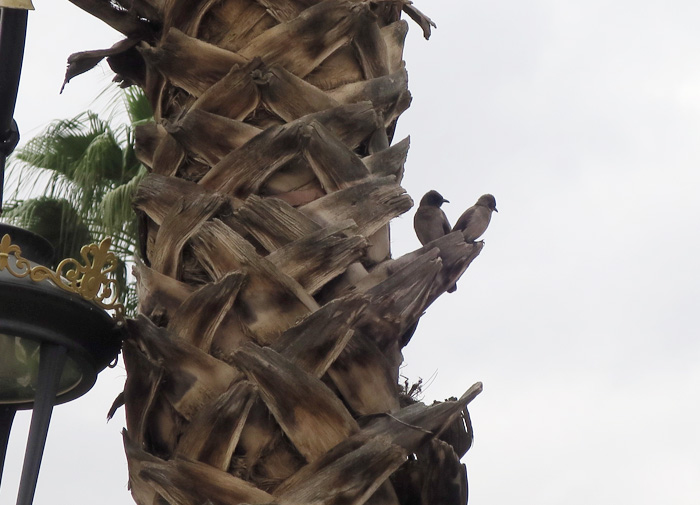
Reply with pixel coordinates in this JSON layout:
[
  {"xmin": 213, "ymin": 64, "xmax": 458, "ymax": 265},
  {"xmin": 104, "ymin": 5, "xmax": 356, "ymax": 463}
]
[
  {"xmin": 69, "ymin": 129, "xmax": 124, "ymax": 208},
  {"xmin": 13, "ymin": 115, "xmax": 108, "ymax": 178},
  {"xmin": 124, "ymin": 86, "xmax": 153, "ymax": 125},
  {"xmin": 99, "ymin": 166, "xmax": 147, "ymax": 247},
  {"xmin": 2, "ymin": 85, "xmax": 153, "ymax": 316}
]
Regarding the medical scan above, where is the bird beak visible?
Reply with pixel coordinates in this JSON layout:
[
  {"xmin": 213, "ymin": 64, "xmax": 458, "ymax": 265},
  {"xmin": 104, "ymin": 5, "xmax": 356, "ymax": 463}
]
[
  {"xmin": 443, "ymin": 199, "xmax": 450, "ymax": 204},
  {"xmin": 494, "ymin": 207, "xmax": 498, "ymax": 212}
]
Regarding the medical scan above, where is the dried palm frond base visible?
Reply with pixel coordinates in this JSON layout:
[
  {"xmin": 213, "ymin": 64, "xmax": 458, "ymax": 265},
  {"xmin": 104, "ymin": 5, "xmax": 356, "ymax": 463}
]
[
  {"xmin": 122, "ymin": 312, "xmax": 482, "ymax": 504},
  {"xmin": 67, "ymin": 0, "xmax": 487, "ymax": 503}
]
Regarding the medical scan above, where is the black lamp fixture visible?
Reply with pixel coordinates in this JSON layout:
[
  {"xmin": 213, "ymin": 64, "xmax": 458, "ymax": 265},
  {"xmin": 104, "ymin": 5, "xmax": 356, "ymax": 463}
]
[{"xmin": 0, "ymin": 3, "xmax": 125, "ymax": 505}]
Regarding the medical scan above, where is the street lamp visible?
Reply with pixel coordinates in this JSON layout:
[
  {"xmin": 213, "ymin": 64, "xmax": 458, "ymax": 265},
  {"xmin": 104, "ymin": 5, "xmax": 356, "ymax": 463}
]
[
  {"xmin": 0, "ymin": 3, "xmax": 125, "ymax": 505},
  {"xmin": 0, "ymin": 224, "xmax": 125, "ymax": 505}
]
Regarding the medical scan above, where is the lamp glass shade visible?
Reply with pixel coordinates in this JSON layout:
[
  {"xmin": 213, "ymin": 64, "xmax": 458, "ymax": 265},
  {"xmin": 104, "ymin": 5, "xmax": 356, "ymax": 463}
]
[{"xmin": 0, "ymin": 334, "xmax": 82, "ymax": 404}]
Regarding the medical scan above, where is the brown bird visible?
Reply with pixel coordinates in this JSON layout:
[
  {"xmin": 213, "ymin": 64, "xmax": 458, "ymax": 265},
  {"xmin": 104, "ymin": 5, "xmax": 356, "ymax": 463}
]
[
  {"xmin": 452, "ymin": 194, "xmax": 498, "ymax": 242},
  {"xmin": 414, "ymin": 190, "xmax": 451, "ymax": 245}
]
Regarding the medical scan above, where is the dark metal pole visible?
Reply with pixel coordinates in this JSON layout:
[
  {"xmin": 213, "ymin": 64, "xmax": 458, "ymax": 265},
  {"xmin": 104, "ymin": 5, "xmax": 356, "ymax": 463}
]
[
  {"xmin": 0, "ymin": 12, "xmax": 34, "ymax": 483},
  {"xmin": 0, "ymin": 6, "xmax": 28, "ymax": 209},
  {"xmin": 16, "ymin": 343, "xmax": 66, "ymax": 505},
  {"xmin": 0, "ymin": 406, "xmax": 16, "ymax": 487}
]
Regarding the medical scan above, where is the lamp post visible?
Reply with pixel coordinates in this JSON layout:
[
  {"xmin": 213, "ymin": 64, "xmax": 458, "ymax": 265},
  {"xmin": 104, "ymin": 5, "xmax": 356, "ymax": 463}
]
[
  {"xmin": 0, "ymin": 3, "xmax": 125, "ymax": 505},
  {"xmin": 0, "ymin": 1, "xmax": 30, "ymax": 190}
]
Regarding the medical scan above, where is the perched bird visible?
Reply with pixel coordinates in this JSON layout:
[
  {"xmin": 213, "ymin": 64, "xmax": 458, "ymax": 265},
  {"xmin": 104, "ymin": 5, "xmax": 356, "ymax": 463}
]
[
  {"xmin": 414, "ymin": 190, "xmax": 451, "ymax": 245},
  {"xmin": 452, "ymin": 194, "xmax": 498, "ymax": 242}
]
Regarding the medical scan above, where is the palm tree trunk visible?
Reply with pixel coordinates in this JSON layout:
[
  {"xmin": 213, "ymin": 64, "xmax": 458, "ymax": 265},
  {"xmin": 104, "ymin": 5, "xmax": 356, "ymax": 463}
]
[{"xmin": 68, "ymin": 0, "xmax": 484, "ymax": 503}]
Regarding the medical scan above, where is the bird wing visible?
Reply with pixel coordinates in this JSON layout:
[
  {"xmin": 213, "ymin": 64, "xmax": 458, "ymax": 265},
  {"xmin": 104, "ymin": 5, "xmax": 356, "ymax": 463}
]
[
  {"xmin": 440, "ymin": 209, "xmax": 451, "ymax": 235},
  {"xmin": 414, "ymin": 207, "xmax": 450, "ymax": 245},
  {"xmin": 453, "ymin": 207, "xmax": 474, "ymax": 232}
]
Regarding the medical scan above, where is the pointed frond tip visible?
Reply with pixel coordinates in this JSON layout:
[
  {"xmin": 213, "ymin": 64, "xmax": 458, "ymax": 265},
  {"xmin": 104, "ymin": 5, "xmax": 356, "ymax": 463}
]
[
  {"xmin": 458, "ymin": 382, "xmax": 483, "ymax": 406},
  {"xmin": 401, "ymin": 1, "xmax": 437, "ymax": 39}
]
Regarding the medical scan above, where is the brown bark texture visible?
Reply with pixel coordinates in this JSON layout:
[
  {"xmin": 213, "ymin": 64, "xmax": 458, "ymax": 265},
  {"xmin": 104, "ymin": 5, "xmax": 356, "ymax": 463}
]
[{"xmin": 68, "ymin": 0, "xmax": 484, "ymax": 503}]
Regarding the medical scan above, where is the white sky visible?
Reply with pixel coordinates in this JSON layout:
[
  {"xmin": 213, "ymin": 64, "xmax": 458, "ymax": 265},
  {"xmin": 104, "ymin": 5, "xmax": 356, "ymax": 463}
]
[{"xmin": 3, "ymin": 0, "xmax": 700, "ymax": 504}]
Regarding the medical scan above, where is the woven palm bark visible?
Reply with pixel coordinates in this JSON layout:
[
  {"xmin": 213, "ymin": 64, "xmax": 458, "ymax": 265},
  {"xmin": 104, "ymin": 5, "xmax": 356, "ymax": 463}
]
[{"xmin": 68, "ymin": 0, "xmax": 484, "ymax": 503}]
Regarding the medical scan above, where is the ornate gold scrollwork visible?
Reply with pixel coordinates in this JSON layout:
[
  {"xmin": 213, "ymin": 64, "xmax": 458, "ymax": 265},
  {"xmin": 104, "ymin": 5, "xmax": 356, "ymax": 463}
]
[{"xmin": 0, "ymin": 234, "xmax": 125, "ymax": 321}]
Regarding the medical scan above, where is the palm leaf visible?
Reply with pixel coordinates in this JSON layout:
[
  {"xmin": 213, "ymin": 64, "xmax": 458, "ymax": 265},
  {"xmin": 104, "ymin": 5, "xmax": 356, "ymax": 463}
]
[
  {"xmin": 13, "ymin": 115, "xmax": 107, "ymax": 178},
  {"xmin": 3, "ymin": 86, "xmax": 153, "ymax": 316},
  {"xmin": 99, "ymin": 166, "xmax": 146, "ymax": 251},
  {"xmin": 124, "ymin": 87, "xmax": 154, "ymax": 125}
]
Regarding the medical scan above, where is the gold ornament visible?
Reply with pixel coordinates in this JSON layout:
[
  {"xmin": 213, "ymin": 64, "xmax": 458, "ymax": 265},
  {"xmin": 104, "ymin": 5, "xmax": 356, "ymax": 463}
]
[
  {"xmin": 0, "ymin": 0, "xmax": 35, "ymax": 9},
  {"xmin": 0, "ymin": 234, "xmax": 125, "ymax": 321}
]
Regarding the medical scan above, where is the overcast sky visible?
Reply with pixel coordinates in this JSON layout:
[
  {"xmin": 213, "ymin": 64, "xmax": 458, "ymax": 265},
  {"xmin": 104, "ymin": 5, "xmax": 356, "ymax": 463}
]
[{"xmin": 2, "ymin": 1, "xmax": 700, "ymax": 504}]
